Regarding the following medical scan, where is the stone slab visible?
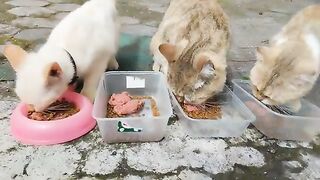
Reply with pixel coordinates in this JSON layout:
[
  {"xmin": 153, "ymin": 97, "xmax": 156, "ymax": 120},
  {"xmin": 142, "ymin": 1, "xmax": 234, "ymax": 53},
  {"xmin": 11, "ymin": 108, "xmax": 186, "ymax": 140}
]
[
  {"xmin": 5, "ymin": 0, "xmax": 50, "ymax": 7},
  {"xmin": 8, "ymin": 6, "xmax": 56, "ymax": 17},
  {"xmin": 12, "ymin": 17, "xmax": 57, "ymax": 28},
  {"xmin": 14, "ymin": 28, "xmax": 51, "ymax": 41}
]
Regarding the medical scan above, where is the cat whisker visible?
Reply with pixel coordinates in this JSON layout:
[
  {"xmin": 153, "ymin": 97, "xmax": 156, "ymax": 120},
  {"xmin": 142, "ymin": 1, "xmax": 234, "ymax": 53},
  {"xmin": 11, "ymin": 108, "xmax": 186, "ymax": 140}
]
[
  {"xmin": 204, "ymin": 101, "xmax": 225, "ymax": 106},
  {"xmin": 265, "ymin": 104, "xmax": 293, "ymax": 115},
  {"xmin": 204, "ymin": 103, "xmax": 217, "ymax": 107}
]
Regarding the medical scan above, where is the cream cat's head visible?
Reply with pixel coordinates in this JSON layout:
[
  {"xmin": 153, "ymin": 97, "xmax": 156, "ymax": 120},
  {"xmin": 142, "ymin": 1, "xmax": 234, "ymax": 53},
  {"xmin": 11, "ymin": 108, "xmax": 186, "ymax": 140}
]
[
  {"xmin": 250, "ymin": 39, "xmax": 319, "ymax": 111},
  {"xmin": 3, "ymin": 45, "xmax": 70, "ymax": 111},
  {"xmin": 159, "ymin": 43, "xmax": 226, "ymax": 104}
]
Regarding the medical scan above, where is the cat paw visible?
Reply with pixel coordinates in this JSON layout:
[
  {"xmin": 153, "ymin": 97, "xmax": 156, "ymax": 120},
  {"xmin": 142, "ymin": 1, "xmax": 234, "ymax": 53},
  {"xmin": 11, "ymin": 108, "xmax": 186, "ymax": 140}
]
[
  {"xmin": 81, "ymin": 90, "xmax": 96, "ymax": 102},
  {"xmin": 152, "ymin": 63, "xmax": 161, "ymax": 71},
  {"xmin": 108, "ymin": 59, "xmax": 119, "ymax": 70}
]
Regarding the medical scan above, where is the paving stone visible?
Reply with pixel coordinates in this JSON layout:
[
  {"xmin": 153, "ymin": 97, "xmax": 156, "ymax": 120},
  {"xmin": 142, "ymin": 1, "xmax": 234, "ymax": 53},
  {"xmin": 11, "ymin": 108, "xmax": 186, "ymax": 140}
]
[
  {"xmin": 120, "ymin": 16, "xmax": 140, "ymax": 25},
  {"xmin": 0, "ymin": 23, "xmax": 20, "ymax": 35},
  {"xmin": 136, "ymin": 0, "xmax": 169, "ymax": 13},
  {"xmin": 53, "ymin": 12, "xmax": 69, "ymax": 21},
  {"xmin": 48, "ymin": 3, "xmax": 80, "ymax": 12},
  {"xmin": 144, "ymin": 20, "xmax": 159, "ymax": 27},
  {"xmin": 14, "ymin": 28, "xmax": 51, "ymax": 41},
  {"xmin": 47, "ymin": 0, "xmax": 81, "ymax": 3},
  {"xmin": 26, "ymin": 146, "xmax": 81, "ymax": 178},
  {"xmin": 5, "ymin": 0, "xmax": 50, "ymax": 7},
  {"xmin": 121, "ymin": 24, "xmax": 157, "ymax": 37},
  {"xmin": 8, "ymin": 6, "xmax": 56, "ymax": 17},
  {"xmin": 0, "ymin": 62, "xmax": 15, "ymax": 81},
  {"xmin": 12, "ymin": 17, "xmax": 57, "ymax": 28}
]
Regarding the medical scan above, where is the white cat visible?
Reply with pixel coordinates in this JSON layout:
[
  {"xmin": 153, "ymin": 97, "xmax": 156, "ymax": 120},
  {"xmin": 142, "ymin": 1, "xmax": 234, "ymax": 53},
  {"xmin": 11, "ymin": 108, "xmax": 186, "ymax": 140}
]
[{"xmin": 3, "ymin": 0, "xmax": 120, "ymax": 112}]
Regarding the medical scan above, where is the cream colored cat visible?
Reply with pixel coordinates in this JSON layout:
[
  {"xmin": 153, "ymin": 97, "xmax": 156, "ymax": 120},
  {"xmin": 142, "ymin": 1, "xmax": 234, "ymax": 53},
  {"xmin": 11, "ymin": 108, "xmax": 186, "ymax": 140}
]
[
  {"xmin": 250, "ymin": 5, "xmax": 320, "ymax": 112},
  {"xmin": 3, "ymin": 0, "xmax": 120, "ymax": 112},
  {"xmin": 150, "ymin": 0, "xmax": 230, "ymax": 104}
]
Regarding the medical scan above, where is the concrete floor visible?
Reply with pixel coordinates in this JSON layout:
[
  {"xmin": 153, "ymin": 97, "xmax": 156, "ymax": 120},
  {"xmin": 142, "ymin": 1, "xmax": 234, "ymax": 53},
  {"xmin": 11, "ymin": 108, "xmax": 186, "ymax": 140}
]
[{"xmin": 0, "ymin": 0, "xmax": 320, "ymax": 179}]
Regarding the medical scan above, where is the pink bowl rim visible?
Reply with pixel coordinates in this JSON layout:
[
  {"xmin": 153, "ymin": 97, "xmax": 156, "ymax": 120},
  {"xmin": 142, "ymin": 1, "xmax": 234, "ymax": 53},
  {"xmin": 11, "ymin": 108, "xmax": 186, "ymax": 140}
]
[{"xmin": 10, "ymin": 91, "xmax": 96, "ymax": 145}]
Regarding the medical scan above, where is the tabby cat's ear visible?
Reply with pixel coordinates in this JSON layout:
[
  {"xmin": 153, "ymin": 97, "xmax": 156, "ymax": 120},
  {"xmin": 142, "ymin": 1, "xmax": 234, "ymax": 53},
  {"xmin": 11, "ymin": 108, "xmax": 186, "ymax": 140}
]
[
  {"xmin": 3, "ymin": 44, "xmax": 28, "ymax": 71},
  {"xmin": 193, "ymin": 55, "xmax": 215, "ymax": 78},
  {"xmin": 159, "ymin": 43, "xmax": 176, "ymax": 63}
]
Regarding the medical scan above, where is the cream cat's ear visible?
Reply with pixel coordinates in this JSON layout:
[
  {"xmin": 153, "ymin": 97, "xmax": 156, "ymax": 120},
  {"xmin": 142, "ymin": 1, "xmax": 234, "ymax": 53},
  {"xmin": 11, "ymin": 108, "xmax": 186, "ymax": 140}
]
[
  {"xmin": 159, "ymin": 43, "xmax": 176, "ymax": 62},
  {"xmin": 45, "ymin": 62, "xmax": 63, "ymax": 86},
  {"xmin": 2, "ymin": 44, "xmax": 27, "ymax": 71}
]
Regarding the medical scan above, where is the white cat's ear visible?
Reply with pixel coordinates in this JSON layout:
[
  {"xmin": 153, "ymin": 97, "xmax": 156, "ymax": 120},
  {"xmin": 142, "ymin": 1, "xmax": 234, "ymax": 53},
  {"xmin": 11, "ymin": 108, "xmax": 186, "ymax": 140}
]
[
  {"xmin": 45, "ymin": 62, "xmax": 63, "ymax": 86},
  {"xmin": 159, "ymin": 43, "xmax": 176, "ymax": 62},
  {"xmin": 194, "ymin": 56, "xmax": 215, "ymax": 78},
  {"xmin": 2, "ymin": 45, "xmax": 27, "ymax": 71}
]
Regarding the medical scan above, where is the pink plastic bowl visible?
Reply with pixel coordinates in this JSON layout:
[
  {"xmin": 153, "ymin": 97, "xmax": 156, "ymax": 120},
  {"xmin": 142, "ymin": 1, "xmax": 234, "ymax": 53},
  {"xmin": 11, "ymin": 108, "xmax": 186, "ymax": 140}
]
[{"xmin": 10, "ymin": 91, "xmax": 96, "ymax": 145}]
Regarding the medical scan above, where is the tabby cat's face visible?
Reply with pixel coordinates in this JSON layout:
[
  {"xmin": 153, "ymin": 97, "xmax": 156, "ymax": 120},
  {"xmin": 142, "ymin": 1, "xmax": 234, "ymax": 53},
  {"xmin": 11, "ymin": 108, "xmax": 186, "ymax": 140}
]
[
  {"xmin": 250, "ymin": 41, "xmax": 319, "ymax": 111},
  {"xmin": 159, "ymin": 43, "xmax": 226, "ymax": 104}
]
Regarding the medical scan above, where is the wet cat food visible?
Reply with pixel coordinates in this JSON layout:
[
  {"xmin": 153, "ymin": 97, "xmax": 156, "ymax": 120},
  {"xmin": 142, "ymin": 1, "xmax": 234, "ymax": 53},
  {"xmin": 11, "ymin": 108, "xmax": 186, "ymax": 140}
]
[
  {"xmin": 106, "ymin": 92, "xmax": 160, "ymax": 118},
  {"xmin": 176, "ymin": 95, "xmax": 222, "ymax": 119},
  {"xmin": 27, "ymin": 99, "xmax": 79, "ymax": 121}
]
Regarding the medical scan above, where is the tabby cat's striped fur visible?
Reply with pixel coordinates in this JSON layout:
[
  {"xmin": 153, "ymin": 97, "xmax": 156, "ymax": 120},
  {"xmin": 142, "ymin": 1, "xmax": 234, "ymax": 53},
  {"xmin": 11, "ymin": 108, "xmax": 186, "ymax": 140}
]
[{"xmin": 150, "ymin": 0, "xmax": 230, "ymax": 104}]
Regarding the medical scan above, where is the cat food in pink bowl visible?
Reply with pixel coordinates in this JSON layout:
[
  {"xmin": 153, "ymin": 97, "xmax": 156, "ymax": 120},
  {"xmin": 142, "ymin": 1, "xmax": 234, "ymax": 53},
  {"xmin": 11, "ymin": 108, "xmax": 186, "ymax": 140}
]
[{"xmin": 10, "ymin": 91, "xmax": 96, "ymax": 145}]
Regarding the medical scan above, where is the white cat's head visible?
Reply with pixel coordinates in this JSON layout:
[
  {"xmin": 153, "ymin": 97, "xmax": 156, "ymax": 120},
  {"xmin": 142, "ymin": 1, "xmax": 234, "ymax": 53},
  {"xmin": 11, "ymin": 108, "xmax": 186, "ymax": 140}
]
[
  {"xmin": 158, "ymin": 43, "xmax": 227, "ymax": 104},
  {"xmin": 250, "ymin": 40, "xmax": 319, "ymax": 111},
  {"xmin": 3, "ymin": 45, "xmax": 70, "ymax": 111}
]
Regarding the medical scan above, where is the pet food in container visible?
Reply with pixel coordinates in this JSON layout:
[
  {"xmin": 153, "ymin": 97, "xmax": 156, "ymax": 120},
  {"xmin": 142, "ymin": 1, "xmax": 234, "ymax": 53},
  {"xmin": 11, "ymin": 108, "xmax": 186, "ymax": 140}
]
[
  {"xmin": 10, "ymin": 91, "xmax": 96, "ymax": 145},
  {"xmin": 170, "ymin": 86, "xmax": 256, "ymax": 137},
  {"xmin": 232, "ymin": 79, "xmax": 320, "ymax": 142},
  {"xmin": 92, "ymin": 71, "xmax": 173, "ymax": 143}
]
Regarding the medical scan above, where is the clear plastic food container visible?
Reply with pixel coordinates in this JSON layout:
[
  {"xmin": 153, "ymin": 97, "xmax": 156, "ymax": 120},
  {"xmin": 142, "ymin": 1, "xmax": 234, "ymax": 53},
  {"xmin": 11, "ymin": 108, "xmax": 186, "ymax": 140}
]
[
  {"xmin": 92, "ymin": 71, "xmax": 173, "ymax": 143},
  {"xmin": 232, "ymin": 79, "xmax": 320, "ymax": 142},
  {"xmin": 170, "ymin": 86, "xmax": 256, "ymax": 137}
]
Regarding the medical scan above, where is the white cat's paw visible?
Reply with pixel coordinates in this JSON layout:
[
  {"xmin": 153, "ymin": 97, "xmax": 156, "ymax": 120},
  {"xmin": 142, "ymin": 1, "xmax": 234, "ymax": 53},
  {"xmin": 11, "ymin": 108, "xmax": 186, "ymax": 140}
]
[
  {"xmin": 152, "ymin": 63, "xmax": 161, "ymax": 71},
  {"xmin": 108, "ymin": 60, "xmax": 119, "ymax": 70},
  {"xmin": 81, "ymin": 89, "xmax": 96, "ymax": 102}
]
